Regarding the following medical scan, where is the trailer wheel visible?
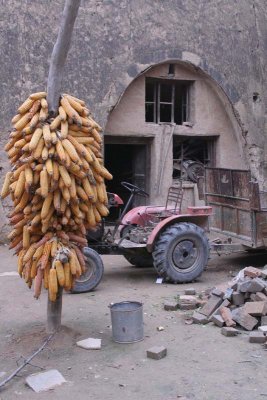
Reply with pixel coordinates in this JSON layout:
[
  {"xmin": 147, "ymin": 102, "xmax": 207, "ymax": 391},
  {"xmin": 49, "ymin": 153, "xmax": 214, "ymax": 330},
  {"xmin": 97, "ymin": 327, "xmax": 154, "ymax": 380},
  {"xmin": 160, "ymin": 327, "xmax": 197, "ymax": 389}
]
[
  {"xmin": 124, "ymin": 250, "xmax": 153, "ymax": 268},
  {"xmin": 71, "ymin": 247, "xmax": 104, "ymax": 293},
  {"xmin": 152, "ymin": 222, "xmax": 209, "ymax": 283}
]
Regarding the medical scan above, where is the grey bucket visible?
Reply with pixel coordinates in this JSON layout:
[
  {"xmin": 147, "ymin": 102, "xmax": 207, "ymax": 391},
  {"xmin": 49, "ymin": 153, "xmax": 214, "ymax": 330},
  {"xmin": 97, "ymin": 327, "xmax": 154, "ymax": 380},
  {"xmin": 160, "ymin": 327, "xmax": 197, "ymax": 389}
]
[{"xmin": 109, "ymin": 301, "xmax": 144, "ymax": 343}]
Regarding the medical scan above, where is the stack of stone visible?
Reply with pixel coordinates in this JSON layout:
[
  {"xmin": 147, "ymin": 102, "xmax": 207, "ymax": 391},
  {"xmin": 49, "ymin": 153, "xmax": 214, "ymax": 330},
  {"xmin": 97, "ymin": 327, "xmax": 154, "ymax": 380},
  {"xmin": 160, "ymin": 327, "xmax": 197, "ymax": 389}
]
[{"xmin": 192, "ymin": 266, "xmax": 267, "ymax": 343}]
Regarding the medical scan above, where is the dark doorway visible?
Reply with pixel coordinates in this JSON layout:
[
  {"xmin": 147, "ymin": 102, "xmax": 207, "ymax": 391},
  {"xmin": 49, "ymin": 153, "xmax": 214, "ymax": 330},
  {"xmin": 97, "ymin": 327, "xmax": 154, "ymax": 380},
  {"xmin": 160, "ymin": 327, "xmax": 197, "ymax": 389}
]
[{"xmin": 104, "ymin": 141, "xmax": 150, "ymax": 220}]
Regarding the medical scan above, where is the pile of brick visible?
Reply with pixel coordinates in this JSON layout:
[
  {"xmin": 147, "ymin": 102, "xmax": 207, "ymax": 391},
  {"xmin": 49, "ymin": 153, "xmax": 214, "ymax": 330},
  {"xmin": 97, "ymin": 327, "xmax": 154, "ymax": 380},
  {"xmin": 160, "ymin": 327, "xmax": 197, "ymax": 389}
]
[{"xmin": 192, "ymin": 266, "xmax": 267, "ymax": 343}]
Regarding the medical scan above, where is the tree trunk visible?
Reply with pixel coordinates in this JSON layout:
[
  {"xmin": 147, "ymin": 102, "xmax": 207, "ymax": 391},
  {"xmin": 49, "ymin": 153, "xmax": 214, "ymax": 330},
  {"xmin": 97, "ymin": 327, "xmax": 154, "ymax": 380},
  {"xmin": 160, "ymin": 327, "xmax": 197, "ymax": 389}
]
[
  {"xmin": 46, "ymin": 287, "xmax": 63, "ymax": 334},
  {"xmin": 47, "ymin": 0, "xmax": 81, "ymax": 116},
  {"xmin": 46, "ymin": 0, "xmax": 81, "ymax": 333}
]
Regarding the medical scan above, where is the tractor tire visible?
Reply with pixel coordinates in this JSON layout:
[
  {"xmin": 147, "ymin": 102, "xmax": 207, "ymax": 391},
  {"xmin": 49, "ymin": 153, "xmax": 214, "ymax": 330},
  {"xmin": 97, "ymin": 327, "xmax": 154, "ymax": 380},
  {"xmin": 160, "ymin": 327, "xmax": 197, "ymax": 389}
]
[
  {"xmin": 71, "ymin": 247, "xmax": 104, "ymax": 293},
  {"xmin": 123, "ymin": 250, "xmax": 153, "ymax": 268},
  {"xmin": 152, "ymin": 222, "xmax": 209, "ymax": 283}
]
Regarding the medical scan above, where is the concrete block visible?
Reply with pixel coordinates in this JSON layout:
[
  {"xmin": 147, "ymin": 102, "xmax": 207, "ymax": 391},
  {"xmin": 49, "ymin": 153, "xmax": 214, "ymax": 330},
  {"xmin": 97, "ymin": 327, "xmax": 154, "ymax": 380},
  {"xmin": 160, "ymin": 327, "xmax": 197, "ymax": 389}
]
[
  {"xmin": 243, "ymin": 301, "xmax": 267, "ymax": 316},
  {"xmin": 258, "ymin": 325, "xmax": 267, "ymax": 334},
  {"xmin": 26, "ymin": 370, "xmax": 66, "ymax": 393},
  {"xmin": 232, "ymin": 292, "xmax": 245, "ymax": 306},
  {"xmin": 184, "ymin": 288, "xmax": 196, "ymax": 295},
  {"xmin": 76, "ymin": 338, "xmax": 101, "ymax": 350},
  {"xmin": 192, "ymin": 312, "xmax": 209, "ymax": 324},
  {"xmin": 249, "ymin": 332, "xmax": 267, "ymax": 343},
  {"xmin": 261, "ymin": 316, "xmax": 267, "ymax": 325},
  {"xmin": 164, "ymin": 301, "xmax": 178, "ymax": 311},
  {"xmin": 211, "ymin": 288, "xmax": 225, "ymax": 298},
  {"xmin": 211, "ymin": 314, "xmax": 224, "ymax": 327},
  {"xmin": 244, "ymin": 266, "xmax": 262, "ymax": 278},
  {"xmin": 238, "ymin": 278, "xmax": 265, "ymax": 293},
  {"xmin": 231, "ymin": 307, "xmax": 258, "ymax": 331},
  {"xmin": 147, "ymin": 346, "xmax": 167, "ymax": 360},
  {"xmin": 198, "ymin": 295, "xmax": 223, "ymax": 317},
  {"xmin": 221, "ymin": 327, "xmax": 239, "ymax": 337}
]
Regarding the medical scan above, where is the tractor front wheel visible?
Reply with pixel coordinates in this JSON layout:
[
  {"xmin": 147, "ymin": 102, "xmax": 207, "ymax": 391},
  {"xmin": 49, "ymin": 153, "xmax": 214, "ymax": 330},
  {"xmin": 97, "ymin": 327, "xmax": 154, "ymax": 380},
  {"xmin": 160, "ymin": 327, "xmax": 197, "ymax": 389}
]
[
  {"xmin": 71, "ymin": 247, "xmax": 104, "ymax": 293},
  {"xmin": 152, "ymin": 222, "xmax": 209, "ymax": 283}
]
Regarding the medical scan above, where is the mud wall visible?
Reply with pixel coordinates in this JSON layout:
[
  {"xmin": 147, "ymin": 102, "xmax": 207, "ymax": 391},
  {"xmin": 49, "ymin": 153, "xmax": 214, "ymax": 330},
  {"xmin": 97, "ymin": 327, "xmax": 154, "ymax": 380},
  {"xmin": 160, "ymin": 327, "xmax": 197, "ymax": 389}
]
[{"xmin": 0, "ymin": 0, "xmax": 266, "ymax": 237}]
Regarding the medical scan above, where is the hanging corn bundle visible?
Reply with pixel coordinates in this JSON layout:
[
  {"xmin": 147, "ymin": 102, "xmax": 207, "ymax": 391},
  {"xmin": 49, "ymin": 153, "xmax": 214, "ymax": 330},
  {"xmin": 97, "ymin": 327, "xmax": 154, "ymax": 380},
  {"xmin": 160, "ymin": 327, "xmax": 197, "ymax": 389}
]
[{"xmin": 1, "ymin": 92, "xmax": 112, "ymax": 301}]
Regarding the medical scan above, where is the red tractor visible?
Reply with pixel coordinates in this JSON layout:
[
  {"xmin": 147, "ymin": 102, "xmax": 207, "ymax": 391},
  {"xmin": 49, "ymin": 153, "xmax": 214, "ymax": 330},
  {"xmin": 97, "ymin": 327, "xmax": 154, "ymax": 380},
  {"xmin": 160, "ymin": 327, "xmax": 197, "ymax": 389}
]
[{"xmin": 72, "ymin": 181, "xmax": 212, "ymax": 293}]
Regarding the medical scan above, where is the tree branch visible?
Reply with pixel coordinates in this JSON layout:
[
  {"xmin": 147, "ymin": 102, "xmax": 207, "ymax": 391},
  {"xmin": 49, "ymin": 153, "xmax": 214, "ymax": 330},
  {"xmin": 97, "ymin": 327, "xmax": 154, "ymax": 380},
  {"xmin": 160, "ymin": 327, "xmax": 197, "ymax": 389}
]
[{"xmin": 47, "ymin": 0, "xmax": 81, "ymax": 116}]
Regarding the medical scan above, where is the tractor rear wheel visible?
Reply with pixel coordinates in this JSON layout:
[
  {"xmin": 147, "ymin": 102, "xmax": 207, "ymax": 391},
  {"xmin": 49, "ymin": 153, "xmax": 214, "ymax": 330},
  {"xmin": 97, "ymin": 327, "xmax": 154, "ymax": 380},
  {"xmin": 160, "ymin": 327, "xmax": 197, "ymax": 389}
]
[
  {"xmin": 71, "ymin": 247, "xmax": 104, "ymax": 293},
  {"xmin": 152, "ymin": 222, "xmax": 209, "ymax": 283}
]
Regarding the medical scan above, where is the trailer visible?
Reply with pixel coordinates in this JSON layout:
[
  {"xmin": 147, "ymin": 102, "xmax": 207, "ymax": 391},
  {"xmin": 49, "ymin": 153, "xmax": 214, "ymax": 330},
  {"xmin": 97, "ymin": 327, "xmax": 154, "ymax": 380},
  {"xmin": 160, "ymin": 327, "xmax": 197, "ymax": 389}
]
[{"xmin": 205, "ymin": 167, "xmax": 267, "ymax": 252}]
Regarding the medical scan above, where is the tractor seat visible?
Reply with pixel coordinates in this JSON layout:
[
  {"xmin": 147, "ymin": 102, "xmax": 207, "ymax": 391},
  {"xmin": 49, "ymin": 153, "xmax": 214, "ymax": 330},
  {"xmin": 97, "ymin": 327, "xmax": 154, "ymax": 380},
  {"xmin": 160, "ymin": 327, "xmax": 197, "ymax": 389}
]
[
  {"xmin": 160, "ymin": 184, "xmax": 184, "ymax": 217},
  {"xmin": 144, "ymin": 184, "xmax": 184, "ymax": 222}
]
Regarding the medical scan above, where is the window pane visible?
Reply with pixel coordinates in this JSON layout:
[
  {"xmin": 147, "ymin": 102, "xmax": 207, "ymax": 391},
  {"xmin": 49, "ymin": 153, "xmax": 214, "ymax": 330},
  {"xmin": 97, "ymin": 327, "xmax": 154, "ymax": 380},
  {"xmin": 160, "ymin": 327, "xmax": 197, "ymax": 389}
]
[
  {"xmin": 160, "ymin": 104, "xmax": 172, "ymax": 122},
  {"xmin": 160, "ymin": 83, "xmax": 172, "ymax": 102},
  {"xmin": 145, "ymin": 103, "xmax": 155, "ymax": 122},
  {"xmin": 145, "ymin": 82, "xmax": 155, "ymax": 102}
]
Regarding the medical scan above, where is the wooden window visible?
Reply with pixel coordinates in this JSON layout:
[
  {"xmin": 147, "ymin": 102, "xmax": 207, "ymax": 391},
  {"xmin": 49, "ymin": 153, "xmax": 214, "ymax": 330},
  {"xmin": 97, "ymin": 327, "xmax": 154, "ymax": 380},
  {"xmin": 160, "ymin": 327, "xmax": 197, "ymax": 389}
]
[{"xmin": 145, "ymin": 78, "xmax": 192, "ymax": 125}]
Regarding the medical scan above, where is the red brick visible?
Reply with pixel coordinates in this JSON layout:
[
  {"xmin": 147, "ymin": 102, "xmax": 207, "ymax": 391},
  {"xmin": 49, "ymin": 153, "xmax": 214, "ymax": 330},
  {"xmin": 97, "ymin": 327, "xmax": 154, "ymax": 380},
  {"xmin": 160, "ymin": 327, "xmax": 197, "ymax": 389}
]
[
  {"xmin": 231, "ymin": 307, "xmax": 258, "ymax": 331},
  {"xmin": 249, "ymin": 332, "xmax": 266, "ymax": 343},
  {"xmin": 198, "ymin": 295, "xmax": 223, "ymax": 317},
  {"xmin": 147, "ymin": 346, "xmax": 167, "ymax": 360},
  {"xmin": 220, "ymin": 307, "xmax": 236, "ymax": 327},
  {"xmin": 244, "ymin": 266, "xmax": 262, "ymax": 278},
  {"xmin": 243, "ymin": 301, "xmax": 267, "ymax": 316},
  {"xmin": 221, "ymin": 327, "xmax": 239, "ymax": 337}
]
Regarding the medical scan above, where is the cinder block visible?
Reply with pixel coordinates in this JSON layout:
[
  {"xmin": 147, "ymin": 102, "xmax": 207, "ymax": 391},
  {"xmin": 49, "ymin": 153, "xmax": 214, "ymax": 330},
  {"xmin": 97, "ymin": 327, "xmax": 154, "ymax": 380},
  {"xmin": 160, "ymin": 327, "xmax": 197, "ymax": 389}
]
[
  {"xmin": 184, "ymin": 288, "xmax": 196, "ymax": 295},
  {"xmin": 147, "ymin": 346, "xmax": 167, "ymax": 360},
  {"xmin": 243, "ymin": 301, "xmax": 267, "ymax": 316},
  {"xmin": 198, "ymin": 295, "xmax": 223, "ymax": 317},
  {"xmin": 211, "ymin": 314, "xmax": 224, "ymax": 327},
  {"xmin": 164, "ymin": 301, "xmax": 178, "ymax": 311},
  {"xmin": 231, "ymin": 307, "xmax": 258, "ymax": 331},
  {"xmin": 249, "ymin": 332, "xmax": 267, "ymax": 343},
  {"xmin": 221, "ymin": 327, "xmax": 239, "ymax": 337},
  {"xmin": 244, "ymin": 266, "xmax": 262, "ymax": 278},
  {"xmin": 261, "ymin": 316, "xmax": 267, "ymax": 325},
  {"xmin": 192, "ymin": 312, "xmax": 209, "ymax": 324},
  {"xmin": 232, "ymin": 292, "xmax": 245, "ymax": 306}
]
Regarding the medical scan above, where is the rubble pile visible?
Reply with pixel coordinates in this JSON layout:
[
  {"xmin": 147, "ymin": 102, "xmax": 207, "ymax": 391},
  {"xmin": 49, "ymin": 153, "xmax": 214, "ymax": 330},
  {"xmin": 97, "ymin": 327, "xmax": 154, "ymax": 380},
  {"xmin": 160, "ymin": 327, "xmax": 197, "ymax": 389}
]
[{"xmin": 192, "ymin": 266, "xmax": 267, "ymax": 343}]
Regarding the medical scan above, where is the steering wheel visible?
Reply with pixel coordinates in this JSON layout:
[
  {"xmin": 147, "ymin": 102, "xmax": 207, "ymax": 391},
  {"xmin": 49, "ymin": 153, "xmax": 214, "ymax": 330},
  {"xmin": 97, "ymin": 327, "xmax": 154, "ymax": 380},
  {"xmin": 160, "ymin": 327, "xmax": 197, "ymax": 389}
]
[{"xmin": 121, "ymin": 181, "xmax": 149, "ymax": 197}]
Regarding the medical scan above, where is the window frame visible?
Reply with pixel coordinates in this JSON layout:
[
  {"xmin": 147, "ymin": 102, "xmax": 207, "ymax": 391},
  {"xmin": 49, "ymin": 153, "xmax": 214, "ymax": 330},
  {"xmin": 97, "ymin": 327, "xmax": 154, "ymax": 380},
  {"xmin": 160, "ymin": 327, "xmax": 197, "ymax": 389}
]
[{"xmin": 145, "ymin": 78, "xmax": 193, "ymax": 125}]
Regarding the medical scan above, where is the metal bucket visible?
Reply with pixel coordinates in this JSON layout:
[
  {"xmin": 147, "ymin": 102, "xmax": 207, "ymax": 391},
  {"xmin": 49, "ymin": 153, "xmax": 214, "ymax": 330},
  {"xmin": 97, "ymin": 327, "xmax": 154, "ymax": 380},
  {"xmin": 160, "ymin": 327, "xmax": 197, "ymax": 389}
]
[{"xmin": 109, "ymin": 301, "xmax": 144, "ymax": 343}]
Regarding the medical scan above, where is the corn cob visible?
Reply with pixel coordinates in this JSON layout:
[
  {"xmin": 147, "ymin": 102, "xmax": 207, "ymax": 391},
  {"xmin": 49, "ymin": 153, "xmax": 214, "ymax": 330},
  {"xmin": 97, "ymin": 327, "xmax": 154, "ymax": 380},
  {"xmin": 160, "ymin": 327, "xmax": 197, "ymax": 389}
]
[{"xmin": 2, "ymin": 92, "xmax": 111, "ymax": 301}]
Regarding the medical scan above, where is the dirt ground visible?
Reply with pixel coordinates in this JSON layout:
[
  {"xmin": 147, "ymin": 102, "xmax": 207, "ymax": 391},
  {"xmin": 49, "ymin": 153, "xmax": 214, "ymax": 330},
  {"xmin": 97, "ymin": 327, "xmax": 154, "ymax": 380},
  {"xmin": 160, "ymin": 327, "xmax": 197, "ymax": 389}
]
[{"xmin": 1, "ymin": 246, "xmax": 267, "ymax": 400}]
